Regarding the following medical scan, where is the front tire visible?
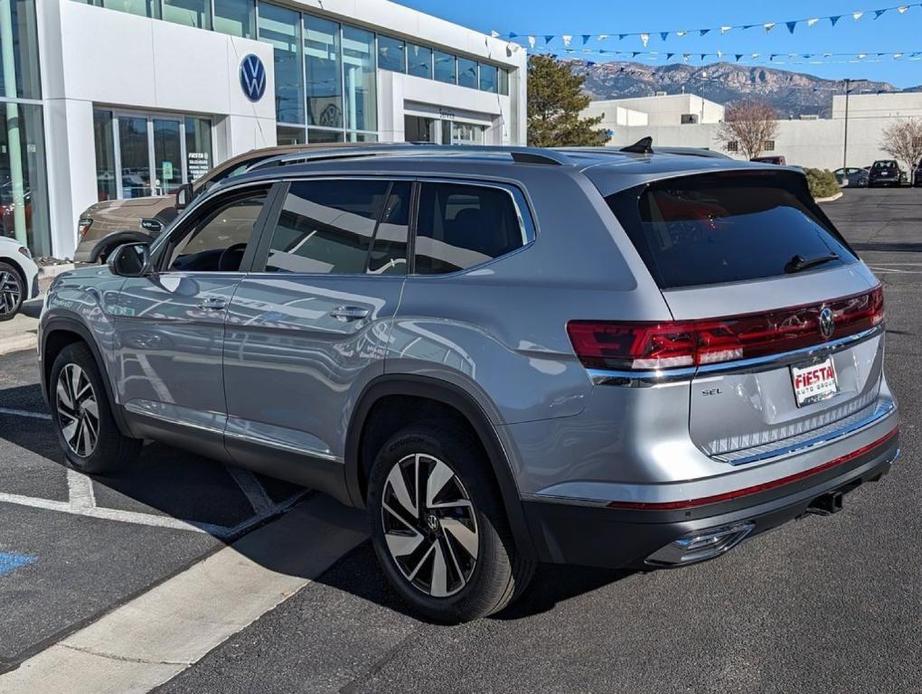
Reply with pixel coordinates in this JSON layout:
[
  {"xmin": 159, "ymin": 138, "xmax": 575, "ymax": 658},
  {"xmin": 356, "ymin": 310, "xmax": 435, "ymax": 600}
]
[
  {"xmin": 368, "ymin": 423, "xmax": 534, "ymax": 623},
  {"xmin": 0, "ymin": 261, "xmax": 24, "ymax": 321},
  {"xmin": 50, "ymin": 342, "xmax": 141, "ymax": 474}
]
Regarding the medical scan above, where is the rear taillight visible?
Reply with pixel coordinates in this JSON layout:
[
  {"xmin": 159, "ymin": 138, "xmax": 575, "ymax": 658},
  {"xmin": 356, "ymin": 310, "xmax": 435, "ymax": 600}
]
[
  {"xmin": 78, "ymin": 217, "xmax": 93, "ymax": 240},
  {"xmin": 567, "ymin": 286, "xmax": 884, "ymax": 372}
]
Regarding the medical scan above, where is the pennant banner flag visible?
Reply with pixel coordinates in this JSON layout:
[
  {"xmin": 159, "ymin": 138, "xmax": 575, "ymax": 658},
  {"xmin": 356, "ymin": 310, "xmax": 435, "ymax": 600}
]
[{"xmin": 503, "ymin": 3, "xmax": 922, "ymax": 45}]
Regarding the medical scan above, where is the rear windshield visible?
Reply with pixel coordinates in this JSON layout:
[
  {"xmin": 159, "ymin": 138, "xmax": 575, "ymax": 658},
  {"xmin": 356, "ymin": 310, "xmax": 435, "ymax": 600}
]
[
  {"xmin": 872, "ymin": 161, "xmax": 897, "ymax": 170},
  {"xmin": 607, "ymin": 171, "xmax": 856, "ymax": 289}
]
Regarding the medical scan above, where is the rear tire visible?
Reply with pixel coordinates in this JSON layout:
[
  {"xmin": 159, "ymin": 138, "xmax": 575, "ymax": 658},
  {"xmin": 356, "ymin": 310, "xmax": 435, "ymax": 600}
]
[
  {"xmin": 0, "ymin": 261, "xmax": 24, "ymax": 322},
  {"xmin": 368, "ymin": 423, "xmax": 534, "ymax": 623},
  {"xmin": 50, "ymin": 342, "xmax": 141, "ymax": 474}
]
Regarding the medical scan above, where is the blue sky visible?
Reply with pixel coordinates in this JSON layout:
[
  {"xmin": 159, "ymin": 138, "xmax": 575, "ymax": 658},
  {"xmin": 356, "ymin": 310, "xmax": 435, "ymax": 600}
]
[{"xmin": 394, "ymin": 1, "xmax": 922, "ymax": 87}]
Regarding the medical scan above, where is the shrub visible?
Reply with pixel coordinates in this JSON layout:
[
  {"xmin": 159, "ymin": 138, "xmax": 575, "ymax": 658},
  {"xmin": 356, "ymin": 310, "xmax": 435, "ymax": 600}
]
[{"xmin": 805, "ymin": 168, "xmax": 840, "ymax": 199}]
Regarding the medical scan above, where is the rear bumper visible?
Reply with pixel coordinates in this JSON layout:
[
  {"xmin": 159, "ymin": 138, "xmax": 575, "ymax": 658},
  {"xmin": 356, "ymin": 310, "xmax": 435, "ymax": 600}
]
[
  {"xmin": 523, "ymin": 428, "xmax": 899, "ymax": 570},
  {"xmin": 73, "ymin": 239, "xmax": 100, "ymax": 263}
]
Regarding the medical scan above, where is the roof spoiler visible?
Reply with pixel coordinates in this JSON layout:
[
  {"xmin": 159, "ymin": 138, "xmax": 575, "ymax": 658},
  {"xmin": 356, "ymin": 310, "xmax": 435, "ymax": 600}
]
[{"xmin": 621, "ymin": 137, "xmax": 654, "ymax": 155}]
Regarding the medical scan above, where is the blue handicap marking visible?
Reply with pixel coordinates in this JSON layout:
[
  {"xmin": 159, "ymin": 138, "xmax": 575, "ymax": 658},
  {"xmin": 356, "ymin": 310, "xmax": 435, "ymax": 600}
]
[{"xmin": 0, "ymin": 552, "xmax": 36, "ymax": 577}]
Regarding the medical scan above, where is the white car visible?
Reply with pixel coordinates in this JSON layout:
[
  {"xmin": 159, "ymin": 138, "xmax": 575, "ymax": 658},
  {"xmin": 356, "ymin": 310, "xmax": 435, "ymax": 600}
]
[{"xmin": 0, "ymin": 236, "xmax": 39, "ymax": 321}]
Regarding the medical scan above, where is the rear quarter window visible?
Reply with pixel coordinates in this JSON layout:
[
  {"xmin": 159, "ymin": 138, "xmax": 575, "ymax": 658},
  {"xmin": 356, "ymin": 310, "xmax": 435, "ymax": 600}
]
[{"xmin": 606, "ymin": 171, "xmax": 857, "ymax": 289}]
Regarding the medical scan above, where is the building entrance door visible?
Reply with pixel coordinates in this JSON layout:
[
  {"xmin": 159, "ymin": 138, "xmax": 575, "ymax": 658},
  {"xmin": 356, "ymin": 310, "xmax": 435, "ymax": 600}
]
[{"xmin": 152, "ymin": 118, "xmax": 183, "ymax": 195}]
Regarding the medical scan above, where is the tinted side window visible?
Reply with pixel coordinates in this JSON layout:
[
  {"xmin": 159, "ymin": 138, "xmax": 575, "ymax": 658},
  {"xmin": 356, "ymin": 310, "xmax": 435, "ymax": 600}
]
[
  {"xmin": 168, "ymin": 190, "xmax": 267, "ymax": 272},
  {"xmin": 262, "ymin": 179, "xmax": 390, "ymax": 274},
  {"xmin": 414, "ymin": 183, "xmax": 524, "ymax": 275},
  {"xmin": 368, "ymin": 182, "xmax": 411, "ymax": 275}
]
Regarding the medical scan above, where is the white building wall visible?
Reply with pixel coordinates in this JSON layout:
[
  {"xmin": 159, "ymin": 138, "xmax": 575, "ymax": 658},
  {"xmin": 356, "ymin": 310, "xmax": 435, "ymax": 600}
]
[
  {"xmin": 597, "ymin": 92, "xmax": 922, "ymax": 172},
  {"xmin": 40, "ymin": 0, "xmax": 275, "ymax": 258}
]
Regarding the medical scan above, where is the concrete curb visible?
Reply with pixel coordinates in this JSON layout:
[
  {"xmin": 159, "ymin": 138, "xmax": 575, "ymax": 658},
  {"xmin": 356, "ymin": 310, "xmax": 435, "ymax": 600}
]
[
  {"xmin": 815, "ymin": 192, "xmax": 844, "ymax": 203},
  {"xmin": 0, "ymin": 333, "xmax": 37, "ymax": 357},
  {"xmin": 0, "ymin": 496, "xmax": 368, "ymax": 694},
  {"xmin": 39, "ymin": 263, "xmax": 75, "ymax": 279}
]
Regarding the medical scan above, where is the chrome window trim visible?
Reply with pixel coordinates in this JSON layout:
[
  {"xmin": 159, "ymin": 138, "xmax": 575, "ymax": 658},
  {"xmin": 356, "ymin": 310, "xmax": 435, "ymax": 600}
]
[{"xmin": 588, "ymin": 325, "xmax": 883, "ymax": 387}]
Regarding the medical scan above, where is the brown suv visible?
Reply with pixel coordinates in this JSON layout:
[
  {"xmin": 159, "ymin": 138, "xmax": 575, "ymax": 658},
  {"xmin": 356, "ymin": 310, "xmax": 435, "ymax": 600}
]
[{"xmin": 74, "ymin": 143, "xmax": 356, "ymax": 263}]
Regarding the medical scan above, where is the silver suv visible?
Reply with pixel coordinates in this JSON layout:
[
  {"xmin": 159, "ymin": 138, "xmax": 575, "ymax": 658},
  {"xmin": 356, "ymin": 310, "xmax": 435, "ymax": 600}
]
[{"xmin": 38, "ymin": 145, "xmax": 899, "ymax": 622}]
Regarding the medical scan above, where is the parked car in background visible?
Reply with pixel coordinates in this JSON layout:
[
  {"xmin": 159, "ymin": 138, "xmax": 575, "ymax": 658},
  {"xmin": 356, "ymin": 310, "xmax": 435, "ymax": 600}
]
[
  {"xmin": 40, "ymin": 144, "xmax": 899, "ymax": 622},
  {"xmin": 74, "ymin": 143, "xmax": 361, "ymax": 264},
  {"xmin": 751, "ymin": 155, "xmax": 787, "ymax": 165},
  {"xmin": 868, "ymin": 160, "xmax": 905, "ymax": 187},
  {"xmin": 834, "ymin": 167, "xmax": 869, "ymax": 188},
  {"xmin": 0, "ymin": 234, "xmax": 39, "ymax": 321},
  {"xmin": 914, "ymin": 160, "xmax": 922, "ymax": 187}
]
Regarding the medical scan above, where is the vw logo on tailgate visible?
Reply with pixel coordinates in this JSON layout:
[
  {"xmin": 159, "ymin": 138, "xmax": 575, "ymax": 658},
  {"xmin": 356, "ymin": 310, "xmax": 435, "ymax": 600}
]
[
  {"xmin": 239, "ymin": 54, "xmax": 267, "ymax": 102},
  {"xmin": 819, "ymin": 306, "xmax": 835, "ymax": 340}
]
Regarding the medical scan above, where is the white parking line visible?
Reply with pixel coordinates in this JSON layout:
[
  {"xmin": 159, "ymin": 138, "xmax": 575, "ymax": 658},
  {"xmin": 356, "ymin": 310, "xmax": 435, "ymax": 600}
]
[
  {"xmin": 0, "ymin": 407, "xmax": 51, "ymax": 420},
  {"xmin": 0, "ymin": 407, "xmax": 307, "ymax": 539},
  {"xmin": 0, "ymin": 495, "xmax": 368, "ymax": 694}
]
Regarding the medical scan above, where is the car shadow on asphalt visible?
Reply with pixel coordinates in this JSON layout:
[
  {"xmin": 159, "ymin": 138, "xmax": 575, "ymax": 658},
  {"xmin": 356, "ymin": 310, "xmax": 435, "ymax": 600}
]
[{"xmin": 2, "ymin": 380, "xmax": 634, "ymax": 622}]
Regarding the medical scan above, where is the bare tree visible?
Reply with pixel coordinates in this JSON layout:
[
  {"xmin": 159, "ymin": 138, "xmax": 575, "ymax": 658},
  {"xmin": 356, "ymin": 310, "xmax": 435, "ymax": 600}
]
[
  {"xmin": 716, "ymin": 100, "xmax": 779, "ymax": 161},
  {"xmin": 881, "ymin": 118, "xmax": 922, "ymax": 180}
]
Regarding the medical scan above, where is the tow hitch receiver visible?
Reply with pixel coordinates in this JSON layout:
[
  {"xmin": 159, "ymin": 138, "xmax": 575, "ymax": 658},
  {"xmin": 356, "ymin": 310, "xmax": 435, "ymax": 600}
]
[{"xmin": 808, "ymin": 491, "xmax": 845, "ymax": 516}]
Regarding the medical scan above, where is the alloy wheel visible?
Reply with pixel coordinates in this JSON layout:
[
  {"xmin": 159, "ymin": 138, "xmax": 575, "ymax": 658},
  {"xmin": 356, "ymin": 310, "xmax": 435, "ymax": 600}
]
[
  {"xmin": 56, "ymin": 364, "xmax": 100, "ymax": 458},
  {"xmin": 0, "ymin": 270, "xmax": 22, "ymax": 317},
  {"xmin": 381, "ymin": 453, "xmax": 479, "ymax": 598}
]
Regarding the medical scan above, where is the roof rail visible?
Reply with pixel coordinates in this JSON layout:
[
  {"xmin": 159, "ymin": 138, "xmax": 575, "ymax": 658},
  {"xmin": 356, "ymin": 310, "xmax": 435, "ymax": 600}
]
[
  {"xmin": 556, "ymin": 145, "xmax": 730, "ymax": 160},
  {"xmin": 246, "ymin": 144, "xmax": 571, "ymax": 172}
]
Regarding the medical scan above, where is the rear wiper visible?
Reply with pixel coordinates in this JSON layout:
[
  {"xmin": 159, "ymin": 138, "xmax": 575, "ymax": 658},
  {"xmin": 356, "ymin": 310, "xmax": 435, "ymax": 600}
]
[{"xmin": 784, "ymin": 253, "xmax": 839, "ymax": 274}]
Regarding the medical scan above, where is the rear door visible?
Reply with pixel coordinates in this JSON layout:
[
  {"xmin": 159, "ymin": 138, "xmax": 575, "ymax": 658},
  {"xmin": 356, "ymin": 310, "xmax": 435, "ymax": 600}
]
[
  {"xmin": 222, "ymin": 177, "xmax": 411, "ymax": 496},
  {"xmin": 608, "ymin": 170, "xmax": 885, "ymax": 463}
]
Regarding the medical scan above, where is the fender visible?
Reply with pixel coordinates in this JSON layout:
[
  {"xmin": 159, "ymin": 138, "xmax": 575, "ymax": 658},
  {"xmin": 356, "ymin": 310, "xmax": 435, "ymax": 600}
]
[
  {"xmin": 345, "ymin": 374, "xmax": 537, "ymax": 562},
  {"xmin": 41, "ymin": 316, "xmax": 134, "ymax": 438}
]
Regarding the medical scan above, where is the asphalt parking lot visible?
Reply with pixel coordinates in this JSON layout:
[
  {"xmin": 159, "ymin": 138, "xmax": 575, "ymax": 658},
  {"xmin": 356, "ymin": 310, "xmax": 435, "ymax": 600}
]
[{"xmin": 1, "ymin": 187, "xmax": 920, "ymax": 692}]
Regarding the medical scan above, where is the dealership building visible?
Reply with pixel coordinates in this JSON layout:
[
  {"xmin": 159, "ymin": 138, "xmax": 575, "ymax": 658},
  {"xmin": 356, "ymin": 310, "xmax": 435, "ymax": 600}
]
[{"xmin": 1, "ymin": 0, "xmax": 527, "ymax": 258}]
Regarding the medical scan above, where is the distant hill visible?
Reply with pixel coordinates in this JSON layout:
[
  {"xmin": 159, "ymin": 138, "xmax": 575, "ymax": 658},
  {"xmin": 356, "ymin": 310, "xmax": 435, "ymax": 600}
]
[{"xmin": 570, "ymin": 60, "xmax": 906, "ymax": 117}]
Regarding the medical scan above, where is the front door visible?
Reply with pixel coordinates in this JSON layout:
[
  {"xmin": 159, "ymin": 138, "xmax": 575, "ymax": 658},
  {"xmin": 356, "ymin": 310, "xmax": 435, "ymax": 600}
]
[
  {"xmin": 222, "ymin": 178, "xmax": 411, "ymax": 498},
  {"xmin": 152, "ymin": 118, "xmax": 183, "ymax": 195},
  {"xmin": 113, "ymin": 184, "xmax": 273, "ymax": 457}
]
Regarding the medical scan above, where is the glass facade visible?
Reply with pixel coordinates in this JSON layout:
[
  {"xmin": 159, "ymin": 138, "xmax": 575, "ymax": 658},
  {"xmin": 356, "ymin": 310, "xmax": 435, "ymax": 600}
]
[
  {"xmin": 258, "ymin": 3, "xmax": 303, "ymax": 127},
  {"xmin": 304, "ymin": 15, "xmax": 342, "ymax": 130},
  {"xmin": 1, "ymin": 0, "xmax": 48, "ymax": 255},
  {"xmin": 434, "ymin": 51, "xmax": 456, "ymax": 84},
  {"xmin": 161, "ymin": 0, "xmax": 210, "ymax": 28},
  {"xmin": 213, "ymin": 0, "xmax": 254, "ymax": 38},
  {"xmin": 377, "ymin": 36, "xmax": 405, "ymax": 72},
  {"xmin": 407, "ymin": 44, "xmax": 432, "ymax": 79},
  {"xmin": 343, "ymin": 27, "xmax": 375, "ymax": 133},
  {"xmin": 457, "ymin": 58, "xmax": 478, "ymax": 89},
  {"xmin": 94, "ymin": 110, "xmax": 213, "ymax": 199}
]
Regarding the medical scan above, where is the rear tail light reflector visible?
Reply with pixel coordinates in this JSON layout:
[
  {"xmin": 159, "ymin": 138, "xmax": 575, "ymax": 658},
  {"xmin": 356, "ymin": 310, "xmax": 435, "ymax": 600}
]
[{"xmin": 567, "ymin": 285, "xmax": 884, "ymax": 372}]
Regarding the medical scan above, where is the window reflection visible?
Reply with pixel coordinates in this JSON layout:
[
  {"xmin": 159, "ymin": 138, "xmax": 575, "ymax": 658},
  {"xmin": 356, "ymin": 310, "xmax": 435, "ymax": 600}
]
[
  {"xmin": 343, "ymin": 27, "xmax": 376, "ymax": 132},
  {"xmin": 258, "ymin": 3, "xmax": 304, "ymax": 125},
  {"xmin": 305, "ymin": 15, "xmax": 342, "ymax": 129}
]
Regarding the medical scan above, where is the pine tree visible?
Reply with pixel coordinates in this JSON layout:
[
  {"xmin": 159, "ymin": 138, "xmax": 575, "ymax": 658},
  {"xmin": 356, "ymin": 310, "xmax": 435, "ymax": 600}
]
[{"xmin": 527, "ymin": 56, "xmax": 607, "ymax": 147}]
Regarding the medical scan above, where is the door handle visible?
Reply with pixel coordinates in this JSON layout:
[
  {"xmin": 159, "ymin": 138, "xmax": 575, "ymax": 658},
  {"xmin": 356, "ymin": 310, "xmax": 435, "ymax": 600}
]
[
  {"xmin": 329, "ymin": 305, "xmax": 370, "ymax": 321},
  {"xmin": 198, "ymin": 297, "xmax": 227, "ymax": 311}
]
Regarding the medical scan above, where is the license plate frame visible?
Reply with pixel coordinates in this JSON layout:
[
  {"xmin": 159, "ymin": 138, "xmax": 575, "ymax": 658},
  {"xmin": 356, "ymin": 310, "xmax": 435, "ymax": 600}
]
[{"xmin": 790, "ymin": 357, "xmax": 839, "ymax": 408}]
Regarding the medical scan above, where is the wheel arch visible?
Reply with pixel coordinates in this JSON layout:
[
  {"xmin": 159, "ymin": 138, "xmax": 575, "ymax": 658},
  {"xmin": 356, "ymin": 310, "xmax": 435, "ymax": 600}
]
[
  {"xmin": 345, "ymin": 374, "xmax": 537, "ymax": 562},
  {"xmin": 41, "ymin": 317, "xmax": 133, "ymax": 438}
]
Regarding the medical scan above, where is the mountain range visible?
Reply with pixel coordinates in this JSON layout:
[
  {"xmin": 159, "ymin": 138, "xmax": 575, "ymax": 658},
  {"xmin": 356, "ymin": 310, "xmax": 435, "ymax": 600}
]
[{"xmin": 570, "ymin": 60, "xmax": 922, "ymax": 117}]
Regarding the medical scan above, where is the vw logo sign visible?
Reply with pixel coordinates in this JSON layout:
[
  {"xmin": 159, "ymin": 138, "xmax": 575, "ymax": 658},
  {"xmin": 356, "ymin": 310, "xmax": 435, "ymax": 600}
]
[
  {"xmin": 819, "ymin": 306, "xmax": 835, "ymax": 340},
  {"xmin": 239, "ymin": 54, "xmax": 267, "ymax": 103}
]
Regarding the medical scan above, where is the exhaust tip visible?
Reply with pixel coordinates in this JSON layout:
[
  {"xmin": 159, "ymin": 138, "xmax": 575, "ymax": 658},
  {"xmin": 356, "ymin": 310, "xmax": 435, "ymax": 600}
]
[{"xmin": 645, "ymin": 522, "xmax": 755, "ymax": 567}]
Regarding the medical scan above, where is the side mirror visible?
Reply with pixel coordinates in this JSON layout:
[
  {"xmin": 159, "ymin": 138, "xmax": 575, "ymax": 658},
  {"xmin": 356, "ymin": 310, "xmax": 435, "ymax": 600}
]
[
  {"xmin": 108, "ymin": 242, "xmax": 152, "ymax": 278},
  {"xmin": 175, "ymin": 183, "xmax": 195, "ymax": 210}
]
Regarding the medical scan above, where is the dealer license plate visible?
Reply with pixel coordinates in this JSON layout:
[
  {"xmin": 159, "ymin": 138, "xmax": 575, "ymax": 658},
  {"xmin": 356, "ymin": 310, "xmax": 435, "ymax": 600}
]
[{"xmin": 791, "ymin": 357, "xmax": 839, "ymax": 407}]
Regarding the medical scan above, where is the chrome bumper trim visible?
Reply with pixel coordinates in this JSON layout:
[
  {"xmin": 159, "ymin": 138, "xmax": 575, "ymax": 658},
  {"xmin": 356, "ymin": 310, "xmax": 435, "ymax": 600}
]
[{"xmin": 719, "ymin": 398, "xmax": 896, "ymax": 466}]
